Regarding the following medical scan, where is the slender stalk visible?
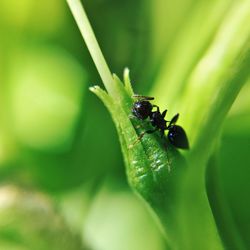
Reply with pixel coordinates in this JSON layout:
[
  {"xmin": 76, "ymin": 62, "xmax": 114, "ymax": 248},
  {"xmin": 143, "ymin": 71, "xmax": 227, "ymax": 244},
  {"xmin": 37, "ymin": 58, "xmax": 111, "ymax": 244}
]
[{"xmin": 66, "ymin": 0, "xmax": 115, "ymax": 97}]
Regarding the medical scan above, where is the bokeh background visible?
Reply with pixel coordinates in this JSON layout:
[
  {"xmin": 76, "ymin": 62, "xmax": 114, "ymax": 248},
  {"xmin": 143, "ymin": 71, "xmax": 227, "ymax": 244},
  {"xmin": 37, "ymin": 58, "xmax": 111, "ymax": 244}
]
[{"xmin": 0, "ymin": 0, "xmax": 249, "ymax": 249}]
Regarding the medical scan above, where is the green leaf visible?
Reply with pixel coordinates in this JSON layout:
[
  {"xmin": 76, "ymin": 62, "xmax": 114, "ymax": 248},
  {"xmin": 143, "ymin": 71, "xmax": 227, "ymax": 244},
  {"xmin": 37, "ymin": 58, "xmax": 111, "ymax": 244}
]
[{"xmin": 90, "ymin": 71, "xmax": 188, "ymax": 248}]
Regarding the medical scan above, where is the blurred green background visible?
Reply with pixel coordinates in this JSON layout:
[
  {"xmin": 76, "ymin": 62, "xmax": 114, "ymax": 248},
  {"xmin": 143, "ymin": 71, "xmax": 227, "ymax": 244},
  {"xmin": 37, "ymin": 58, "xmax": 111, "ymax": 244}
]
[{"xmin": 0, "ymin": 0, "xmax": 249, "ymax": 249}]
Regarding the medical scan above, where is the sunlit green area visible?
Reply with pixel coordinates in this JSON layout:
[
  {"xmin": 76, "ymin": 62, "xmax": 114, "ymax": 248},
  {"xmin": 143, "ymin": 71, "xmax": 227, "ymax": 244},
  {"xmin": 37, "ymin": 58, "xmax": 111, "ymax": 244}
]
[{"xmin": 0, "ymin": 0, "xmax": 249, "ymax": 249}]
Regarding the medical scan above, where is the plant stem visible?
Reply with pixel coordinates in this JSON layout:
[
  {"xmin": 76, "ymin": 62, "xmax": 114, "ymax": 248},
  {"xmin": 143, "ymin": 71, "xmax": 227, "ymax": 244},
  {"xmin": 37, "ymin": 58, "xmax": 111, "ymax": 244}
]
[{"xmin": 66, "ymin": 0, "xmax": 115, "ymax": 97}]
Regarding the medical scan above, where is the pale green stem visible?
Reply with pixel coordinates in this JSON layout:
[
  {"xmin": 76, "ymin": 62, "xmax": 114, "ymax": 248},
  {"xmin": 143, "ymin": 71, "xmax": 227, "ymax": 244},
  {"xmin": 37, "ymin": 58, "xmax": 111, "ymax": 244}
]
[{"xmin": 66, "ymin": 0, "xmax": 115, "ymax": 97}]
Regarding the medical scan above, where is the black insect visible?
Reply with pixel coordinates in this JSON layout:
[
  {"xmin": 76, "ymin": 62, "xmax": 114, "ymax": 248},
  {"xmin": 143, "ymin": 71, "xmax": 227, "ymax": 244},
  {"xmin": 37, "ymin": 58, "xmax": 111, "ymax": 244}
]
[{"xmin": 131, "ymin": 95, "xmax": 189, "ymax": 149}]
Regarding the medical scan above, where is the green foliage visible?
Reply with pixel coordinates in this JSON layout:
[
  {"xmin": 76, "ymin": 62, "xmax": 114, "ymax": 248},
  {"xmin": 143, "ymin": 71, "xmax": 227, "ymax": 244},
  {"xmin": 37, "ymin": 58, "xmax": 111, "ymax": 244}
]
[
  {"xmin": 0, "ymin": 0, "xmax": 250, "ymax": 249},
  {"xmin": 67, "ymin": 0, "xmax": 250, "ymax": 249},
  {"xmin": 0, "ymin": 186, "xmax": 83, "ymax": 250}
]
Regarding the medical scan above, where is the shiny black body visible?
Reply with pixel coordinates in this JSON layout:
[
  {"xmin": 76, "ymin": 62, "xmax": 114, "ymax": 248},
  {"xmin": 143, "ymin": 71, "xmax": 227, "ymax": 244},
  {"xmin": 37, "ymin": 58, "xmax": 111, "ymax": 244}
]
[
  {"xmin": 132, "ymin": 95, "xmax": 189, "ymax": 149},
  {"xmin": 132, "ymin": 100, "xmax": 153, "ymax": 120},
  {"xmin": 167, "ymin": 114, "xmax": 189, "ymax": 149}
]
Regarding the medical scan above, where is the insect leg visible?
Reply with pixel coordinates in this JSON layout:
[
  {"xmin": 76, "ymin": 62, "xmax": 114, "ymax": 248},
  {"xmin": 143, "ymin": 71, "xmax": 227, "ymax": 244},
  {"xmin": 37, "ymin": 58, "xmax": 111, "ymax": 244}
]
[
  {"xmin": 128, "ymin": 128, "xmax": 158, "ymax": 149},
  {"xmin": 162, "ymin": 109, "xmax": 167, "ymax": 118},
  {"xmin": 167, "ymin": 113, "xmax": 179, "ymax": 129},
  {"xmin": 146, "ymin": 128, "xmax": 158, "ymax": 134}
]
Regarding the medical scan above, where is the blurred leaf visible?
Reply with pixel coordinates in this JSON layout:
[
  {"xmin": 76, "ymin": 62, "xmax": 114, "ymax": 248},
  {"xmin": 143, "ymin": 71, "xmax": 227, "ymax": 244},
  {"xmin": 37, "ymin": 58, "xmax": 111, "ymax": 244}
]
[
  {"xmin": 0, "ymin": 185, "xmax": 84, "ymax": 250},
  {"xmin": 224, "ymin": 80, "xmax": 250, "ymax": 136},
  {"xmin": 207, "ymin": 133, "xmax": 250, "ymax": 249},
  {"xmin": 83, "ymin": 0, "xmax": 152, "ymax": 84},
  {"xmin": 0, "ymin": 44, "xmax": 89, "ymax": 191},
  {"xmin": 84, "ymin": 179, "xmax": 166, "ymax": 250},
  {"xmin": 206, "ymin": 83, "xmax": 250, "ymax": 249},
  {"xmin": 7, "ymin": 46, "xmax": 86, "ymax": 152},
  {"xmin": 151, "ymin": 0, "xmax": 232, "ymax": 102},
  {"xmin": 0, "ymin": 0, "xmax": 65, "ymax": 34}
]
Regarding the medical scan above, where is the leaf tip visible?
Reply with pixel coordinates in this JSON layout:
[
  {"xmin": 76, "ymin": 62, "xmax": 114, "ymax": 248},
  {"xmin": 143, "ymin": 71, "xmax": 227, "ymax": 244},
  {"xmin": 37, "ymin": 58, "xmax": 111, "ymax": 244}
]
[
  {"xmin": 123, "ymin": 67, "xmax": 134, "ymax": 96},
  {"xmin": 89, "ymin": 85, "xmax": 99, "ymax": 92}
]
